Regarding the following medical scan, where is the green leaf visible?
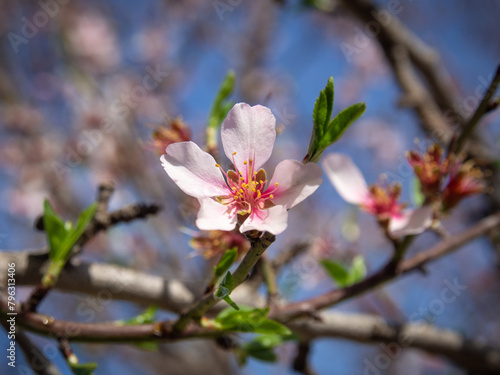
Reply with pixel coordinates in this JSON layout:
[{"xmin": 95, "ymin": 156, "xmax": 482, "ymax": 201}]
[
  {"xmin": 69, "ymin": 362, "xmax": 97, "ymax": 375},
  {"xmin": 208, "ymin": 70, "xmax": 235, "ymax": 130},
  {"xmin": 321, "ymin": 102, "xmax": 366, "ymax": 148},
  {"xmin": 215, "ymin": 285, "xmax": 231, "ymax": 299},
  {"xmin": 214, "ymin": 306, "xmax": 291, "ymax": 335},
  {"xmin": 250, "ymin": 319, "xmax": 291, "ymax": 335},
  {"xmin": 223, "ymin": 295, "xmax": 240, "ymax": 310},
  {"xmin": 305, "ymin": 77, "xmax": 365, "ymax": 163},
  {"xmin": 322, "ymin": 256, "xmax": 366, "ymax": 287},
  {"xmin": 215, "ymin": 272, "xmax": 238, "ymax": 309},
  {"xmin": 213, "ymin": 248, "xmax": 238, "ymax": 279},
  {"xmin": 347, "ymin": 256, "xmax": 366, "ymax": 285},
  {"xmin": 44, "ymin": 201, "xmax": 97, "ymax": 262},
  {"xmin": 242, "ymin": 334, "xmax": 283, "ymax": 363},
  {"xmin": 60, "ymin": 203, "xmax": 97, "ymax": 261},
  {"xmin": 119, "ymin": 305, "xmax": 157, "ymax": 325},
  {"xmin": 411, "ymin": 177, "xmax": 425, "ymax": 207},
  {"xmin": 216, "ymin": 306, "xmax": 268, "ymax": 326},
  {"xmin": 43, "ymin": 200, "xmax": 69, "ymax": 261},
  {"xmin": 321, "ymin": 259, "xmax": 350, "ymax": 287}
]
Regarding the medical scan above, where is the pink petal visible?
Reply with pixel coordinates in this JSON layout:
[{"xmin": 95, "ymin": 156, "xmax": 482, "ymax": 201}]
[
  {"xmin": 221, "ymin": 103, "xmax": 276, "ymax": 173},
  {"xmin": 269, "ymin": 160, "xmax": 323, "ymax": 209},
  {"xmin": 389, "ymin": 206, "xmax": 433, "ymax": 237},
  {"xmin": 239, "ymin": 205, "xmax": 288, "ymax": 235},
  {"xmin": 321, "ymin": 153, "xmax": 369, "ymax": 205},
  {"xmin": 196, "ymin": 198, "xmax": 237, "ymax": 231},
  {"xmin": 161, "ymin": 142, "xmax": 229, "ymax": 198}
]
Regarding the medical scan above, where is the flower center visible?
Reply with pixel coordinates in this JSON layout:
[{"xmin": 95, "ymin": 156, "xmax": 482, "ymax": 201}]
[
  {"xmin": 362, "ymin": 182, "xmax": 406, "ymax": 219},
  {"xmin": 215, "ymin": 152, "xmax": 278, "ymax": 215}
]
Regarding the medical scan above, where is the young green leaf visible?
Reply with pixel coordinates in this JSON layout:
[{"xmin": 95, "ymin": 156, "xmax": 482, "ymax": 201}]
[
  {"xmin": 215, "ymin": 306, "xmax": 291, "ymax": 335},
  {"xmin": 305, "ymin": 77, "xmax": 365, "ymax": 163},
  {"xmin": 215, "ymin": 271, "xmax": 239, "ymax": 309},
  {"xmin": 321, "ymin": 102, "xmax": 366, "ymax": 148},
  {"xmin": 69, "ymin": 362, "xmax": 97, "ymax": 375},
  {"xmin": 43, "ymin": 200, "xmax": 69, "ymax": 261},
  {"xmin": 223, "ymin": 295, "xmax": 240, "ymax": 311},
  {"xmin": 208, "ymin": 70, "xmax": 235, "ymax": 131},
  {"xmin": 321, "ymin": 259, "xmax": 350, "ymax": 287},
  {"xmin": 321, "ymin": 256, "xmax": 367, "ymax": 287},
  {"xmin": 59, "ymin": 203, "xmax": 97, "ymax": 261},
  {"xmin": 213, "ymin": 248, "xmax": 238, "ymax": 279},
  {"xmin": 347, "ymin": 255, "xmax": 366, "ymax": 285},
  {"xmin": 118, "ymin": 305, "xmax": 157, "ymax": 325},
  {"xmin": 241, "ymin": 334, "xmax": 289, "ymax": 363},
  {"xmin": 411, "ymin": 177, "xmax": 425, "ymax": 207},
  {"xmin": 44, "ymin": 201, "xmax": 97, "ymax": 262}
]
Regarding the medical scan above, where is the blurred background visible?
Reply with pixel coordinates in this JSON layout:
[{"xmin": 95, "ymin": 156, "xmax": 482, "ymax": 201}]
[{"xmin": 1, "ymin": 0, "xmax": 499, "ymax": 374}]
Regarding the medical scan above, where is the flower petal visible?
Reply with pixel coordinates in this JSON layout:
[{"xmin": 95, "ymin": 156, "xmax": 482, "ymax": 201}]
[
  {"xmin": 269, "ymin": 160, "xmax": 323, "ymax": 209},
  {"xmin": 389, "ymin": 206, "xmax": 433, "ymax": 237},
  {"xmin": 161, "ymin": 141, "xmax": 228, "ymax": 198},
  {"xmin": 239, "ymin": 205, "xmax": 288, "ymax": 235},
  {"xmin": 321, "ymin": 153, "xmax": 369, "ymax": 205},
  {"xmin": 221, "ymin": 103, "xmax": 276, "ymax": 173},
  {"xmin": 196, "ymin": 198, "xmax": 237, "ymax": 231}
]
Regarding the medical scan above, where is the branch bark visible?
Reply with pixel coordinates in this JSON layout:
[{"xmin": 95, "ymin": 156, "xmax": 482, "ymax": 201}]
[
  {"xmin": 289, "ymin": 311, "xmax": 500, "ymax": 374},
  {"xmin": 270, "ymin": 211, "xmax": 500, "ymax": 321}
]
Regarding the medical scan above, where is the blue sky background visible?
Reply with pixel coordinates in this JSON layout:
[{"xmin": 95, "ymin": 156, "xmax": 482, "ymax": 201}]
[{"xmin": 1, "ymin": 0, "xmax": 500, "ymax": 374}]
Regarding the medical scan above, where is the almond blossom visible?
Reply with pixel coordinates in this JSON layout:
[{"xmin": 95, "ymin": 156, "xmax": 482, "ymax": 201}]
[
  {"xmin": 321, "ymin": 153, "xmax": 433, "ymax": 237},
  {"xmin": 161, "ymin": 103, "xmax": 323, "ymax": 235}
]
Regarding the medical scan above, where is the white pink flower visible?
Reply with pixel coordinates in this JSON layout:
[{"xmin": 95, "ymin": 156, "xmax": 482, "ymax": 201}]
[
  {"xmin": 161, "ymin": 103, "xmax": 323, "ymax": 235},
  {"xmin": 321, "ymin": 153, "xmax": 433, "ymax": 237}
]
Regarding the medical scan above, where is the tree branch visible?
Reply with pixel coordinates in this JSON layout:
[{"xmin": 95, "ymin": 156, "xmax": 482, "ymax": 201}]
[
  {"xmin": 270, "ymin": 211, "xmax": 500, "ymax": 321},
  {"xmin": 289, "ymin": 311, "xmax": 500, "ymax": 374},
  {"xmin": 172, "ymin": 232, "xmax": 276, "ymax": 331}
]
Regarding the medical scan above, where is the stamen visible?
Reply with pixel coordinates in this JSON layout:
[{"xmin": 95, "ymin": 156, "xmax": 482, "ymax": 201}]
[{"xmin": 215, "ymin": 163, "xmax": 220, "ymax": 168}]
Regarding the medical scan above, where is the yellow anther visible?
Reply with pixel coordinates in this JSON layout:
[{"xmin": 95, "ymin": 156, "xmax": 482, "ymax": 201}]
[
  {"xmin": 232, "ymin": 152, "xmax": 237, "ymax": 155},
  {"xmin": 275, "ymin": 182, "xmax": 279, "ymax": 187},
  {"xmin": 243, "ymin": 161, "xmax": 248, "ymax": 165},
  {"xmin": 254, "ymin": 171, "xmax": 257, "ymax": 175},
  {"xmin": 252, "ymin": 188, "xmax": 256, "ymax": 192},
  {"xmin": 257, "ymin": 190, "xmax": 261, "ymax": 198},
  {"xmin": 239, "ymin": 189, "xmax": 244, "ymax": 193},
  {"xmin": 240, "ymin": 177, "xmax": 245, "ymax": 181},
  {"xmin": 259, "ymin": 180, "xmax": 264, "ymax": 184},
  {"xmin": 215, "ymin": 163, "xmax": 220, "ymax": 168},
  {"xmin": 232, "ymin": 187, "xmax": 237, "ymax": 190},
  {"xmin": 269, "ymin": 194, "xmax": 274, "ymax": 199}
]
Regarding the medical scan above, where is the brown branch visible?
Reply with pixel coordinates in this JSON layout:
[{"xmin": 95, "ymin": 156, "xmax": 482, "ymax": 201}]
[
  {"xmin": 0, "ymin": 250, "xmax": 194, "ymax": 313},
  {"xmin": 270, "ymin": 211, "xmax": 500, "ymax": 321},
  {"xmin": 454, "ymin": 64, "xmax": 500, "ymax": 153},
  {"xmin": 4, "ymin": 298, "xmax": 500, "ymax": 374},
  {"xmin": 292, "ymin": 341, "xmax": 316, "ymax": 375},
  {"xmin": 1, "ymin": 321, "xmax": 61, "ymax": 375},
  {"xmin": 289, "ymin": 311, "xmax": 500, "ymax": 374},
  {"xmin": 339, "ymin": 0, "xmax": 462, "ymax": 123},
  {"xmin": 172, "ymin": 232, "xmax": 276, "ymax": 331}
]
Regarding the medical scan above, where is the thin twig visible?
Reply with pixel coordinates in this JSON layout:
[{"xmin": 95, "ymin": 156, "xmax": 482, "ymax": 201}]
[
  {"xmin": 455, "ymin": 64, "xmax": 500, "ymax": 153},
  {"xmin": 1, "ymin": 322, "xmax": 61, "ymax": 375},
  {"xmin": 172, "ymin": 232, "xmax": 276, "ymax": 332},
  {"xmin": 270, "ymin": 211, "xmax": 500, "ymax": 321}
]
